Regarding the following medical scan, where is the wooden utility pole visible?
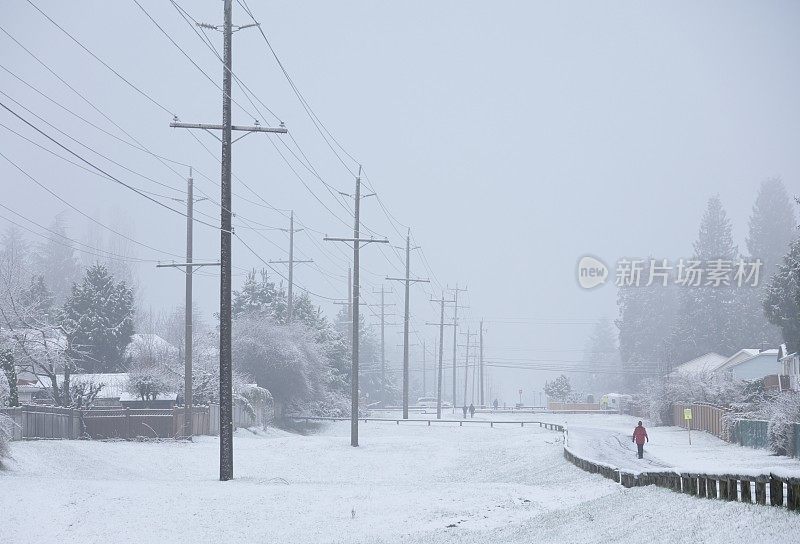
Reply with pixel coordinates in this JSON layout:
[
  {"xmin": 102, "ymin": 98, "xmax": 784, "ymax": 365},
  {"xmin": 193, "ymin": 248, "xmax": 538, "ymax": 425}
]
[
  {"xmin": 372, "ymin": 286, "xmax": 396, "ymax": 404},
  {"xmin": 269, "ymin": 211, "xmax": 313, "ymax": 322},
  {"xmin": 479, "ymin": 319, "xmax": 485, "ymax": 407},
  {"xmin": 460, "ymin": 329, "xmax": 477, "ymax": 409},
  {"xmin": 325, "ymin": 167, "xmax": 388, "ymax": 446},
  {"xmin": 387, "ymin": 229, "xmax": 428, "ymax": 419},
  {"xmin": 156, "ymin": 168, "xmax": 219, "ymax": 439},
  {"xmin": 427, "ymin": 293, "xmax": 455, "ymax": 419},
  {"xmin": 449, "ymin": 283, "xmax": 467, "ymax": 411},
  {"xmin": 422, "ymin": 340, "xmax": 427, "ymax": 397},
  {"xmin": 169, "ymin": 0, "xmax": 286, "ymax": 480}
]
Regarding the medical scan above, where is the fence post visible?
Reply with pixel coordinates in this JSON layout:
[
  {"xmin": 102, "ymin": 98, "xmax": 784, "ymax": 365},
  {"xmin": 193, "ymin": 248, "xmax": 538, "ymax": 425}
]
[
  {"xmin": 740, "ymin": 479, "xmax": 751, "ymax": 503},
  {"xmin": 787, "ymin": 478, "xmax": 800, "ymax": 511},
  {"xmin": 719, "ymin": 478, "xmax": 729, "ymax": 500},
  {"xmin": 697, "ymin": 477, "xmax": 707, "ymax": 498},
  {"xmin": 755, "ymin": 479, "xmax": 767, "ymax": 505},
  {"xmin": 727, "ymin": 478, "xmax": 738, "ymax": 502},
  {"xmin": 124, "ymin": 407, "xmax": 131, "ymax": 440},
  {"xmin": 706, "ymin": 477, "xmax": 717, "ymax": 499},
  {"xmin": 769, "ymin": 475, "xmax": 784, "ymax": 507}
]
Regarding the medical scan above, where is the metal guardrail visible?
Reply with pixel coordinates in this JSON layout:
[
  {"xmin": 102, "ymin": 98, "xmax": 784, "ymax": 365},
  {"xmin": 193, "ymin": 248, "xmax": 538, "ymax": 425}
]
[{"xmin": 286, "ymin": 415, "xmax": 564, "ymax": 431}]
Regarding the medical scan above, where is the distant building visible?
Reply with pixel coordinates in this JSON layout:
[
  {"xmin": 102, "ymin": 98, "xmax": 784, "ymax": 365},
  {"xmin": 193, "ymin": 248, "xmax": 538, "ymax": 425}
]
[
  {"xmin": 778, "ymin": 344, "xmax": 799, "ymax": 392},
  {"xmin": 669, "ymin": 352, "xmax": 728, "ymax": 377},
  {"xmin": 670, "ymin": 348, "xmax": 789, "ymax": 391}
]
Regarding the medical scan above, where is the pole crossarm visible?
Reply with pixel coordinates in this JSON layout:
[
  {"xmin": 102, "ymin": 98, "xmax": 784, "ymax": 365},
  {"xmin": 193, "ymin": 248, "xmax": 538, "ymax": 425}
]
[
  {"xmin": 323, "ymin": 237, "xmax": 389, "ymax": 244},
  {"xmin": 386, "ymin": 277, "xmax": 430, "ymax": 284},
  {"xmin": 156, "ymin": 261, "xmax": 221, "ymax": 268},
  {"xmin": 170, "ymin": 121, "xmax": 287, "ymax": 133}
]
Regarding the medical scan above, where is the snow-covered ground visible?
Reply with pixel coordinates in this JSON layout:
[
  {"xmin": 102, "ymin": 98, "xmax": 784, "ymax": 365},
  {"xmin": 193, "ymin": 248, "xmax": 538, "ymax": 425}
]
[{"xmin": 2, "ymin": 415, "xmax": 799, "ymax": 543}]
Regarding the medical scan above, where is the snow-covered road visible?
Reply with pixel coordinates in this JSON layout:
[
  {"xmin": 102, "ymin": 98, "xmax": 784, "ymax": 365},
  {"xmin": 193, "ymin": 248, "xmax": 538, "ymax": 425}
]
[{"xmin": 1, "ymin": 416, "xmax": 799, "ymax": 543}]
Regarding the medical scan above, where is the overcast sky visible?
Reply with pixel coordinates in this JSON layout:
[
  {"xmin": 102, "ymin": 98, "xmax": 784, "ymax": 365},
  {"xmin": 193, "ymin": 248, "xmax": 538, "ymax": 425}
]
[{"xmin": 2, "ymin": 1, "xmax": 799, "ymax": 403}]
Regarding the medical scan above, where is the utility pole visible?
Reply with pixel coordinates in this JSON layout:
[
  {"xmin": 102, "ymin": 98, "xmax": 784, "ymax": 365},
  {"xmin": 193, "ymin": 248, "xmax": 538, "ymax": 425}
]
[
  {"xmin": 156, "ymin": 168, "xmax": 219, "ymax": 440},
  {"xmin": 169, "ymin": 1, "xmax": 286, "ymax": 481},
  {"xmin": 479, "ymin": 319, "xmax": 485, "ymax": 408},
  {"xmin": 460, "ymin": 329, "xmax": 477, "ymax": 409},
  {"xmin": 325, "ymin": 167, "xmax": 388, "ymax": 446},
  {"xmin": 427, "ymin": 293, "xmax": 455, "ymax": 419},
  {"xmin": 372, "ymin": 286, "xmax": 396, "ymax": 404},
  {"xmin": 387, "ymin": 229, "xmax": 429, "ymax": 419},
  {"xmin": 449, "ymin": 283, "xmax": 467, "ymax": 411},
  {"xmin": 422, "ymin": 340, "xmax": 427, "ymax": 397},
  {"xmin": 269, "ymin": 211, "xmax": 313, "ymax": 322},
  {"xmin": 348, "ymin": 268, "xmax": 352, "ymax": 322}
]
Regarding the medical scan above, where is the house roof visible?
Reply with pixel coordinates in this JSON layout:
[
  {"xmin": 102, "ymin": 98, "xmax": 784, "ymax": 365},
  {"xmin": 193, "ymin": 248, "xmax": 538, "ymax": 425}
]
[
  {"xmin": 718, "ymin": 349, "xmax": 778, "ymax": 371},
  {"xmin": 670, "ymin": 352, "xmax": 728, "ymax": 375},
  {"xmin": 56, "ymin": 373, "xmax": 130, "ymax": 399}
]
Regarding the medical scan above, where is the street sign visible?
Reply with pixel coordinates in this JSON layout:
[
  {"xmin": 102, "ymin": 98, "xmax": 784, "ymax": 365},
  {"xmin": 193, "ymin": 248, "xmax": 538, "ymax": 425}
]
[{"xmin": 683, "ymin": 408, "xmax": 692, "ymax": 421}]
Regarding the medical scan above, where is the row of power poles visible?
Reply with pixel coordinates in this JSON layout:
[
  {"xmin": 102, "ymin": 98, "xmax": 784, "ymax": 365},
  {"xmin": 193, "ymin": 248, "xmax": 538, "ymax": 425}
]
[{"xmin": 160, "ymin": 0, "xmax": 487, "ymax": 479}]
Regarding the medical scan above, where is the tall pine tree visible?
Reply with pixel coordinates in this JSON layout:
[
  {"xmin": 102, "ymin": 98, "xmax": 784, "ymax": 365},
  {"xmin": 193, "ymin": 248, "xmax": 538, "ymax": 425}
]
[
  {"xmin": 738, "ymin": 178, "xmax": 797, "ymax": 348},
  {"xmin": 32, "ymin": 215, "xmax": 81, "ymax": 304},
  {"xmin": 61, "ymin": 264, "xmax": 134, "ymax": 372},
  {"xmin": 666, "ymin": 196, "xmax": 739, "ymax": 362},
  {"xmin": 764, "ymin": 238, "xmax": 800, "ymax": 353}
]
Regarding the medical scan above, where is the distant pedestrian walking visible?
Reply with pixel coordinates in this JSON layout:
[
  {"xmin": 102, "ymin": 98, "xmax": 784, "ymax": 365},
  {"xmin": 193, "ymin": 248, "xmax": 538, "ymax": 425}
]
[
  {"xmin": 632, "ymin": 421, "xmax": 648, "ymax": 459},
  {"xmin": 462, "ymin": 405, "xmax": 468, "ymax": 419},
  {"xmin": 492, "ymin": 399, "xmax": 499, "ymax": 411},
  {"xmin": 469, "ymin": 403, "xmax": 475, "ymax": 418}
]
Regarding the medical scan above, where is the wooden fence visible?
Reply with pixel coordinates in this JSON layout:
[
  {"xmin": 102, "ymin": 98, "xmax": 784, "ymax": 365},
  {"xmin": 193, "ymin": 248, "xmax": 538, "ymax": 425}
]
[
  {"xmin": 0, "ymin": 403, "xmax": 255, "ymax": 441},
  {"xmin": 672, "ymin": 403, "xmax": 729, "ymax": 438},
  {"xmin": 672, "ymin": 403, "xmax": 800, "ymax": 458},
  {"xmin": 564, "ymin": 445, "xmax": 800, "ymax": 512},
  {"xmin": 0, "ymin": 405, "xmax": 80, "ymax": 440}
]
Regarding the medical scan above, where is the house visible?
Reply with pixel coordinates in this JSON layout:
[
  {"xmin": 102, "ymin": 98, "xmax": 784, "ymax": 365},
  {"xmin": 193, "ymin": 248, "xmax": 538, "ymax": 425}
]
[
  {"xmin": 778, "ymin": 344, "xmax": 800, "ymax": 392},
  {"xmin": 717, "ymin": 348, "xmax": 782, "ymax": 382},
  {"xmin": 669, "ymin": 352, "xmax": 728, "ymax": 377},
  {"xmin": 670, "ymin": 349, "xmax": 788, "ymax": 390}
]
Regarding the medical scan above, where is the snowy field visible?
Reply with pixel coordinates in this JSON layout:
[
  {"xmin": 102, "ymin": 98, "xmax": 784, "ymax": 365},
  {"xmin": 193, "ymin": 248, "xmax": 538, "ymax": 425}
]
[{"xmin": 2, "ymin": 415, "xmax": 800, "ymax": 543}]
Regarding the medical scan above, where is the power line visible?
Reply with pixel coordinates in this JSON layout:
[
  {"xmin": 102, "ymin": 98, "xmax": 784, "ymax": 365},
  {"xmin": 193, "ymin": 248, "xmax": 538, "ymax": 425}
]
[
  {"xmin": 0, "ymin": 146, "xmax": 188, "ymax": 260},
  {"xmin": 0, "ymin": 204, "xmax": 158, "ymax": 264},
  {"xmin": 25, "ymin": 0, "xmax": 176, "ymax": 118},
  {"xmin": 0, "ymin": 100, "xmax": 217, "ymax": 229}
]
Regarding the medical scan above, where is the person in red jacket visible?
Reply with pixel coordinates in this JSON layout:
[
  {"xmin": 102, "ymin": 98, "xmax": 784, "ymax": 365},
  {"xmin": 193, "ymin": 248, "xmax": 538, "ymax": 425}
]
[{"xmin": 632, "ymin": 421, "xmax": 648, "ymax": 459}]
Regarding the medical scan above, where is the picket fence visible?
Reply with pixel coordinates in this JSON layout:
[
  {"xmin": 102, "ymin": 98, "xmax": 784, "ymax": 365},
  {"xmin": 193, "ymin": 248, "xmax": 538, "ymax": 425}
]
[{"xmin": 0, "ymin": 403, "xmax": 254, "ymax": 440}]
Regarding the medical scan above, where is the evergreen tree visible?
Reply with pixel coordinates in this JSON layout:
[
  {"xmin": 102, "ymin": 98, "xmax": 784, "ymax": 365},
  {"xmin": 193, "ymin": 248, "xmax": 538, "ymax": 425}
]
[
  {"xmin": 737, "ymin": 179, "xmax": 797, "ymax": 348},
  {"xmin": 581, "ymin": 317, "xmax": 621, "ymax": 394},
  {"xmin": 666, "ymin": 196, "xmax": 739, "ymax": 362},
  {"xmin": 61, "ymin": 264, "xmax": 135, "ymax": 372},
  {"xmin": 20, "ymin": 275, "xmax": 54, "ymax": 322},
  {"xmin": 231, "ymin": 269, "xmax": 287, "ymax": 321},
  {"xmin": 616, "ymin": 261, "xmax": 678, "ymax": 389},
  {"xmin": 0, "ymin": 225, "xmax": 30, "ymax": 279},
  {"xmin": 746, "ymin": 178, "xmax": 796, "ymax": 278},
  {"xmin": 32, "ymin": 216, "xmax": 81, "ymax": 304},
  {"xmin": 764, "ymin": 238, "xmax": 800, "ymax": 352}
]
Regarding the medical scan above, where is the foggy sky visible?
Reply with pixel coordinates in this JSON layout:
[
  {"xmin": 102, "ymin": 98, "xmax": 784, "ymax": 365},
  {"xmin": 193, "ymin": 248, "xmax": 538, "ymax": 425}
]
[{"xmin": 2, "ymin": 1, "xmax": 799, "ymax": 403}]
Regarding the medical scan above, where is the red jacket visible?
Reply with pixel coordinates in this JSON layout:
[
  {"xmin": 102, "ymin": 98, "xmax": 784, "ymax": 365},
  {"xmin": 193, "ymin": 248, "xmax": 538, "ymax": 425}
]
[{"xmin": 633, "ymin": 425, "xmax": 648, "ymax": 445}]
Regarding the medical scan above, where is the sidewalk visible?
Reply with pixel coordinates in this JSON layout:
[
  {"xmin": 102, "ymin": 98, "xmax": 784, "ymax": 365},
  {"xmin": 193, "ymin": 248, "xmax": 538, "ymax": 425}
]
[{"xmin": 564, "ymin": 415, "xmax": 800, "ymax": 478}]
